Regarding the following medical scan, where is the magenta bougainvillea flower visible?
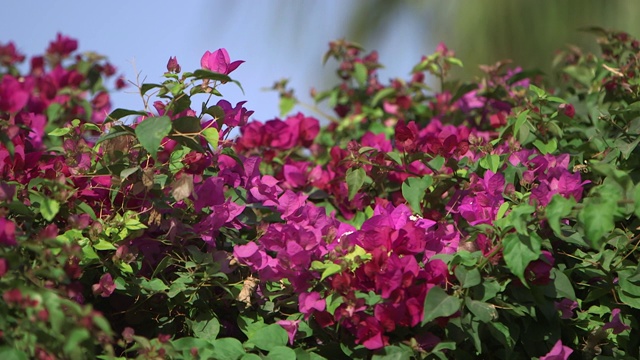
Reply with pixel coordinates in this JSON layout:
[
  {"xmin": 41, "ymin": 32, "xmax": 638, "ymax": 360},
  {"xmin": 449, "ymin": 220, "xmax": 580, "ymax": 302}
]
[
  {"xmin": 525, "ymin": 250, "xmax": 555, "ymax": 285},
  {"xmin": 0, "ymin": 75, "xmax": 29, "ymax": 113},
  {"xmin": 540, "ymin": 340, "xmax": 573, "ymax": 360},
  {"xmin": 0, "ymin": 258, "xmax": 7, "ymax": 277},
  {"xmin": 200, "ymin": 48, "xmax": 244, "ymax": 75},
  {"xmin": 276, "ymin": 319, "xmax": 300, "ymax": 345},
  {"xmin": 46, "ymin": 33, "xmax": 78, "ymax": 58},
  {"xmin": 354, "ymin": 316, "xmax": 388, "ymax": 350},
  {"xmin": 92, "ymin": 273, "xmax": 116, "ymax": 298},
  {"xmin": 166, "ymin": 56, "xmax": 180, "ymax": 73},
  {"xmin": 554, "ymin": 298, "xmax": 578, "ymax": 319},
  {"xmin": 558, "ymin": 103, "xmax": 575, "ymax": 118},
  {"xmin": 216, "ymin": 99, "xmax": 253, "ymax": 128},
  {"xmin": 603, "ymin": 308, "xmax": 630, "ymax": 334},
  {"xmin": 0, "ymin": 41, "xmax": 25, "ymax": 66},
  {"xmin": 299, "ymin": 291, "xmax": 326, "ymax": 319},
  {"xmin": 0, "ymin": 217, "xmax": 17, "ymax": 246}
]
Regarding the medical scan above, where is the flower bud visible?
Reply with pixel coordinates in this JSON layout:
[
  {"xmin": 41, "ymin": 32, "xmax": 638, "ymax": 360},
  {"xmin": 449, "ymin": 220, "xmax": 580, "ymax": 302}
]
[{"xmin": 166, "ymin": 56, "xmax": 181, "ymax": 73}]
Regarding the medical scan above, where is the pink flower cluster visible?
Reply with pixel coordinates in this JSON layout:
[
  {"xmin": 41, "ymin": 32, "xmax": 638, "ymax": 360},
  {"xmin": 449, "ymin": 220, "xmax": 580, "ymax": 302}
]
[
  {"xmin": 509, "ymin": 150, "xmax": 588, "ymax": 206},
  {"xmin": 234, "ymin": 199, "xmax": 459, "ymax": 349},
  {"xmin": 235, "ymin": 112, "xmax": 320, "ymax": 155}
]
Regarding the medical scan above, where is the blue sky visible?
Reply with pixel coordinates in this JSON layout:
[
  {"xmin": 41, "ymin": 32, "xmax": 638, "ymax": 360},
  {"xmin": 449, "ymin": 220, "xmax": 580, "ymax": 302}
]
[{"xmin": 1, "ymin": 1, "xmax": 429, "ymax": 122}]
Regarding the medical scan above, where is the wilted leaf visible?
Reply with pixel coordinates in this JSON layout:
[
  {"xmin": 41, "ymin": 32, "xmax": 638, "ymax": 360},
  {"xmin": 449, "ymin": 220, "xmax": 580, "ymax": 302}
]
[
  {"xmin": 237, "ymin": 276, "xmax": 259, "ymax": 306},
  {"xmin": 171, "ymin": 174, "xmax": 194, "ymax": 201}
]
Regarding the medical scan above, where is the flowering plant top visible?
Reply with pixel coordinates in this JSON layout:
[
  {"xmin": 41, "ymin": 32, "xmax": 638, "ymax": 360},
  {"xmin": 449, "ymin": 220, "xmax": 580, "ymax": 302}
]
[{"xmin": 1, "ymin": 28, "xmax": 639, "ymax": 359}]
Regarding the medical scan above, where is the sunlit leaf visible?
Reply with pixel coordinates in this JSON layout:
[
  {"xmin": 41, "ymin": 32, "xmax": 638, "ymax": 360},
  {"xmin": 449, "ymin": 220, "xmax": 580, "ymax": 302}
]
[
  {"xmin": 135, "ymin": 115, "xmax": 171, "ymax": 160},
  {"xmin": 422, "ymin": 286, "xmax": 461, "ymax": 324}
]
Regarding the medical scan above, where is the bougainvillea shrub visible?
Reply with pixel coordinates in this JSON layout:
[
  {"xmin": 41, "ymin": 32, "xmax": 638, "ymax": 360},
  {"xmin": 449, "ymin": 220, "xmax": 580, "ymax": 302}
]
[{"xmin": 1, "ymin": 28, "xmax": 639, "ymax": 359}]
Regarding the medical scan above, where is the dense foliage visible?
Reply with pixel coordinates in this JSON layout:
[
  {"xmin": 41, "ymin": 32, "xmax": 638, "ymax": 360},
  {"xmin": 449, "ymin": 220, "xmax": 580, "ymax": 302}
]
[{"xmin": 1, "ymin": 28, "xmax": 639, "ymax": 359}]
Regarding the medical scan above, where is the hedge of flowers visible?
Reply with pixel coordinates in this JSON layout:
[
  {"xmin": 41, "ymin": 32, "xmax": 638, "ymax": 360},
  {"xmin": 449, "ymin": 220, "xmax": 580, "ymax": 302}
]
[{"xmin": 1, "ymin": 28, "xmax": 639, "ymax": 359}]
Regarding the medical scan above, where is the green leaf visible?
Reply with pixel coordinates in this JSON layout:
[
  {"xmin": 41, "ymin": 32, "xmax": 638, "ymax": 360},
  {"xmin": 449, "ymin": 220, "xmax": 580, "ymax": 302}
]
[
  {"xmin": 386, "ymin": 151, "xmax": 403, "ymax": 165},
  {"xmin": 496, "ymin": 202, "xmax": 510, "ymax": 220},
  {"xmin": 265, "ymin": 346, "xmax": 297, "ymax": 360},
  {"xmin": 172, "ymin": 116, "xmax": 202, "ymax": 134},
  {"xmin": 617, "ymin": 266, "xmax": 640, "ymax": 297},
  {"xmin": 488, "ymin": 322, "xmax": 516, "ymax": 350},
  {"xmin": 63, "ymin": 328, "xmax": 90, "ymax": 355},
  {"xmin": 48, "ymin": 127, "xmax": 72, "ymax": 137},
  {"xmin": 172, "ymin": 337, "xmax": 213, "ymax": 351},
  {"xmin": 528, "ymin": 84, "xmax": 547, "ymax": 98},
  {"xmin": 479, "ymin": 154, "xmax": 500, "ymax": 173},
  {"xmin": 371, "ymin": 87, "xmax": 397, "ymax": 106},
  {"xmin": 344, "ymin": 245, "xmax": 372, "ymax": 270},
  {"xmin": 293, "ymin": 350, "xmax": 327, "ymax": 360},
  {"xmin": 454, "ymin": 266, "xmax": 481, "ymax": 289},
  {"xmin": 95, "ymin": 125, "xmax": 135, "ymax": 146},
  {"xmin": 371, "ymin": 345, "xmax": 414, "ymax": 360},
  {"xmin": 119, "ymin": 166, "xmax": 140, "ymax": 181},
  {"xmin": 465, "ymin": 298, "xmax": 498, "ymax": 323},
  {"xmin": 402, "ymin": 175, "xmax": 433, "ymax": 213},
  {"xmin": 204, "ymin": 105, "xmax": 226, "ymax": 121},
  {"xmin": 504, "ymin": 203, "xmax": 535, "ymax": 235},
  {"xmin": 445, "ymin": 57, "xmax": 464, "ymax": 67},
  {"xmin": 0, "ymin": 132, "xmax": 15, "ymax": 158},
  {"xmin": 82, "ymin": 122, "xmax": 101, "ymax": 132},
  {"xmin": 192, "ymin": 69, "xmax": 232, "ymax": 83},
  {"xmin": 422, "ymin": 286, "xmax": 461, "ymax": 324},
  {"xmin": 513, "ymin": 110, "xmax": 529, "ymax": 134},
  {"xmin": 117, "ymin": 261, "xmax": 133, "ymax": 274},
  {"xmin": 43, "ymin": 293, "xmax": 63, "ymax": 333},
  {"xmin": 241, "ymin": 354, "xmax": 263, "ymax": 360},
  {"xmin": 140, "ymin": 84, "xmax": 164, "ymax": 96},
  {"xmin": 40, "ymin": 197, "xmax": 60, "ymax": 222},
  {"xmin": 346, "ymin": 167, "xmax": 366, "ymax": 200},
  {"xmin": 635, "ymin": 183, "xmax": 640, "ymax": 218},
  {"xmin": 279, "ymin": 97, "xmax": 296, "ymax": 117},
  {"xmin": 141, "ymin": 278, "xmax": 168, "ymax": 293},
  {"xmin": 246, "ymin": 324, "xmax": 288, "ymax": 351},
  {"xmin": 190, "ymin": 314, "xmax": 220, "ymax": 342},
  {"xmin": 107, "ymin": 108, "xmax": 148, "ymax": 121},
  {"xmin": 616, "ymin": 290, "xmax": 640, "ymax": 310},
  {"xmin": 211, "ymin": 338, "xmax": 246, "ymax": 360},
  {"xmin": 46, "ymin": 102, "xmax": 63, "ymax": 122},
  {"xmin": 502, "ymin": 232, "xmax": 542, "ymax": 284},
  {"xmin": 202, "ymin": 128, "xmax": 219, "ymax": 149},
  {"xmin": 93, "ymin": 239, "xmax": 117, "ymax": 251},
  {"xmin": 477, "ymin": 278, "xmax": 502, "ymax": 302},
  {"xmin": 167, "ymin": 277, "xmax": 188, "ymax": 298},
  {"xmin": 546, "ymin": 96, "xmax": 566, "ymax": 103},
  {"xmin": 578, "ymin": 194, "xmax": 616, "ymax": 248},
  {"xmin": 428, "ymin": 156, "xmax": 446, "ymax": 171},
  {"xmin": 532, "ymin": 138, "xmax": 558, "ymax": 154},
  {"xmin": 428, "ymin": 341, "xmax": 456, "ymax": 358},
  {"xmin": 353, "ymin": 62, "xmax": 368, "ymax": 87},
  {"xmin": 321, "ymin": 263, "xmax": 342, "ymax": 281},
  {"xmin": 548, "ymin": 268, "xmax": 576, "ymax": 300},
  {"xmin": 518, "ymin": 120, "xmax": 533, "ymax": 145},
  {"xmin": 563, "ymin": 65, "xmax": 595, "ymax": 86},
  {"xmin": 545, "ymin": 195, "xmax": 576, "ymax": 238},
  {"xmin": 0, "ymin": 346, "xmax": 29, "ymax": 360},
  {"xmin": 311, "ymin": 260, "xmax": 343, "ymax": 281},
  {"xmin": 135, "ymin": 115, "xmax": 172, "ymax": 160}
]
